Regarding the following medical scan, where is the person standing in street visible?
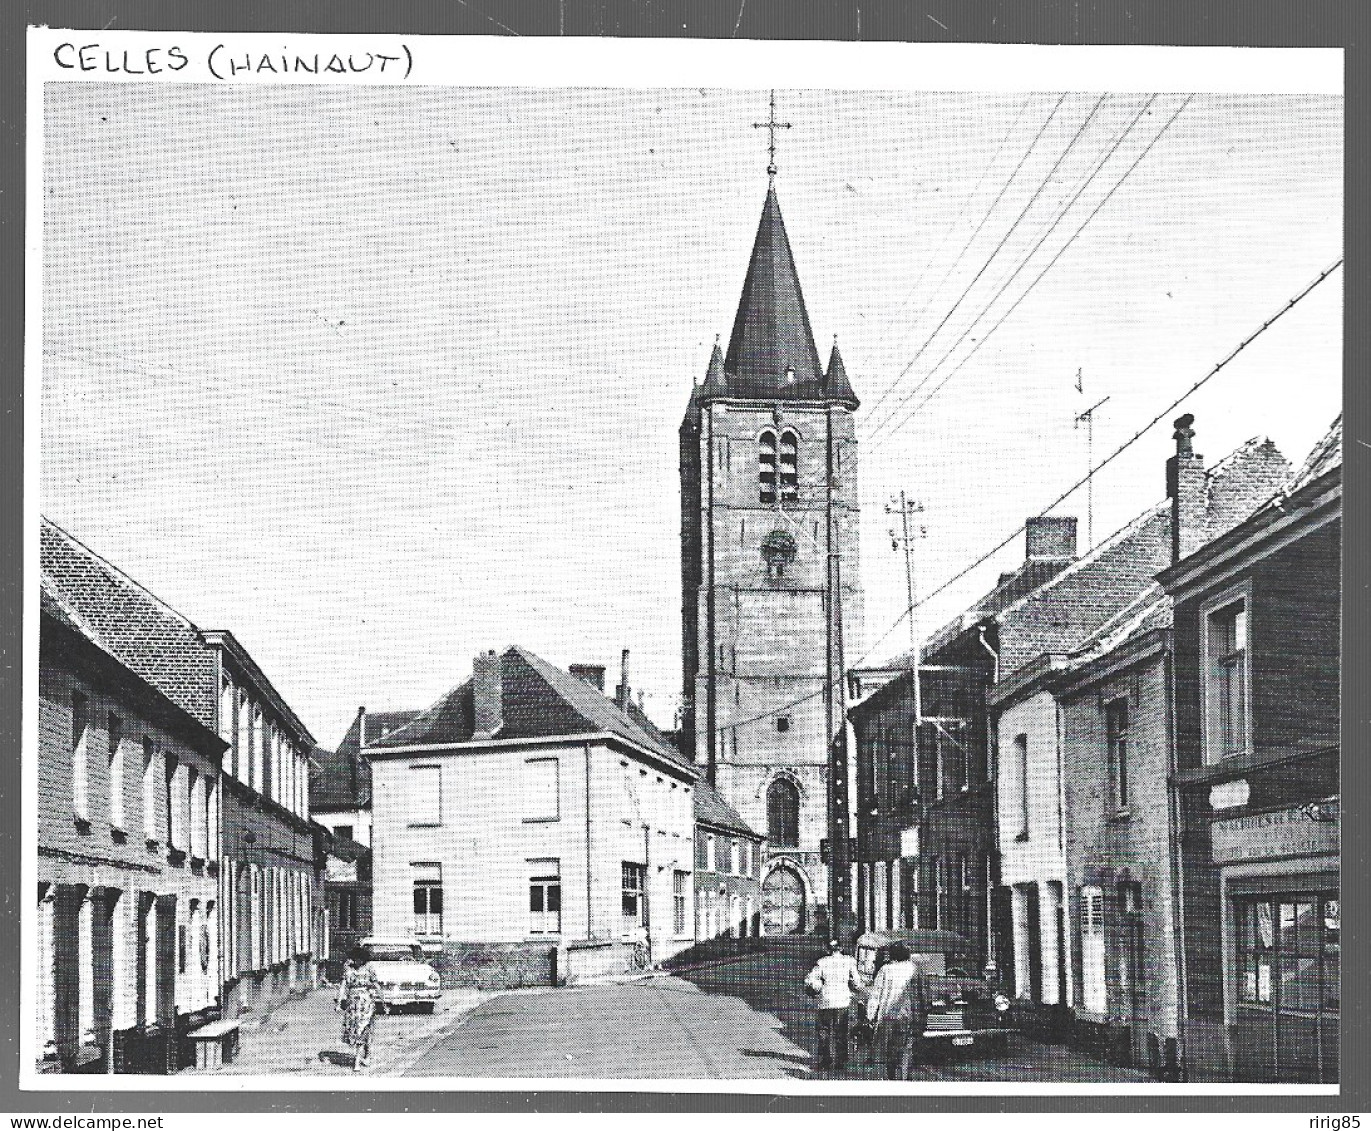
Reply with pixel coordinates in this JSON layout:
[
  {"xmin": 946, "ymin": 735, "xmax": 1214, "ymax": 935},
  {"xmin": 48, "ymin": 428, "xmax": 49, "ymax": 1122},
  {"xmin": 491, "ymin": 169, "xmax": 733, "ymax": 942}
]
[
  {"xmin": 336, "ymin": 956, "xmax": 380, "ymax": 1072},
  {"xmin": 864, "ymin": 942, "xmax": 923, "ymax": 1080},
  {"xmin": 804, "ymin": 939, "xmax": 860, "ymax": 1074}
]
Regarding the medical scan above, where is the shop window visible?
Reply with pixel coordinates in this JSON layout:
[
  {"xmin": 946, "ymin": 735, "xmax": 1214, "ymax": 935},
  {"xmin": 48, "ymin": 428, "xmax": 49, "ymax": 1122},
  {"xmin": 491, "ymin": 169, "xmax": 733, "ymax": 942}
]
[{"xmin": 529, "ymin": 861, "xmax": 561, "ymax": 935}]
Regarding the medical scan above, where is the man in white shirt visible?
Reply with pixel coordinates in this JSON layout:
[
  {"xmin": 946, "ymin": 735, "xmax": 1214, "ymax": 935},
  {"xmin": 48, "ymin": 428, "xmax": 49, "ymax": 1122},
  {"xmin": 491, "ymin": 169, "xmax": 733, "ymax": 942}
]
[
  {"xmin": 804, "ymin": 939, "xmax": 860, "ymax": 1073},
  {"xmin": 865, "ymin": 942, "xmax": 925, "ymax": 1080}
]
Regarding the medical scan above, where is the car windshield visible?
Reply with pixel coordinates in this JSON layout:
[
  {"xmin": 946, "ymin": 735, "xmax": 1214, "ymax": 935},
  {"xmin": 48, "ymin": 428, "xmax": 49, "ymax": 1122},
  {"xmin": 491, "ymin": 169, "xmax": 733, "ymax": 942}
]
[{"xmin": 364, "ymin": 946, "xmax": 421, "ymax": 963}]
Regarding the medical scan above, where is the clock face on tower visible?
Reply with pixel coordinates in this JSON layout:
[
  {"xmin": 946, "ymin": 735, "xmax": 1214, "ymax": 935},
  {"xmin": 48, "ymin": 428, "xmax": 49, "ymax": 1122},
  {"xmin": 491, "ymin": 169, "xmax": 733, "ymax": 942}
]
[{"xmin": 760, "ymin": 528, "xmax": 798, "ymax": 582}]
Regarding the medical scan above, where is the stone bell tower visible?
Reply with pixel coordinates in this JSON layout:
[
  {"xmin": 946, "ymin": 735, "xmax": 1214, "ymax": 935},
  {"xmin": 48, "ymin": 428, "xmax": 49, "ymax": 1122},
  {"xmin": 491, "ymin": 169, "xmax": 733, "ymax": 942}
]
[{"xmin": 680, "ymin": 162, "xmax": 863, "ymax": 936}]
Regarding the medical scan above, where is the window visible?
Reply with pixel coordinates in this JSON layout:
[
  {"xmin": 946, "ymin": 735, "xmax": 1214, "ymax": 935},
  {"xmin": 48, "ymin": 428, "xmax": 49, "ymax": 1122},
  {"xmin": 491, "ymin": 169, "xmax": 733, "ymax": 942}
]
[
  {"xmin": 36, "ymin": 887, "xmax": 55, "ymax": 1061},
  {"xmin": 187, "ymin": 766, "xmax": 202, "ymax": 858},
  {"xmin": 1081, "ymin": 885, "xmax": 1106, "ymax": 1013},
  {"xmin": 759, "ymin": 430, "xmax": 777, "ymax": 505},
  {"xmin": 695, "ymin": 832, "xmax": 708, "ymax": 870},
  {"xmin": 412, "ymin": 864, "xmax": 443, "ymax": 937},
  {"xmin": 335, "ymin": 890, "xmax": 357, "ymax": 931},
  {"xmin": 335, "ymin": 824, "xmax": 354, "ymax": 843},
  {"xmin": 1014, "ymin": 734, "xmax": 1030, "ymax": 838},
  {"xmin": 778, "ymin": 429, "xmax": 798, "ymax": 502},
  {"xmin": 251, "ymin": 706, "xmax": 264, "ymax": 794},
  {"xmin": 142, "ymin": 738, "xmax": 157, "ymax": 840},
  {"xmin": 1105, "ymin": 698, "xmax": 1130, "ymax": 810},
  {"xmin": 72, "ymin": 691, "xmax": 89, "ymax": 821},
  {"xmin": 177, "ymin": 921, "xmax": 188, "ymax": 976},
  {"xmin": 409, "ymin": 765, "xmax": 441, "ymax": 826},
  {"xmin": 931, "ymin": 855, "xmax": 944, "ymax": 930},
  {"xmin": 775, "ymin": 715, "xmax": 791, "ymax": 733},
  {"xmin": 1235, "ymin": 894, "xmax": 1339, "ymax": 1019},
  {"xmin": 673, "ymin": 870, "xmax": 688, "ymax": 937},
  {"xmin": 164, "ymin": 754, "xmax": 180, "ymax": 849},
  {"xmin": 108, "ymin": 713, "xmax": 124, "ymax": 829},
  {"xmin": 529, "ymin": 861, "xmax": 561, "ymax": 935},
  {"xmin": 767, "ymin": 778, "xmax": 800, "ymax": 848},
  {"xmin": 958, "ymin": 855, "xmax": 974, "ymax": 939},
  {"xmin": 1206, "ymin": 597, "xmax": 1250, "ymax": 761},
  {"xmin": 523, "ymin": 758, "xmax": 560, "ymax": 821},
  {"xmin": 621, "ymin": 861, "xmax": 645, "ymax": 925},
  {"xmin": 705, "ymin": 834, "xmax": 715, "ymax": 873}
]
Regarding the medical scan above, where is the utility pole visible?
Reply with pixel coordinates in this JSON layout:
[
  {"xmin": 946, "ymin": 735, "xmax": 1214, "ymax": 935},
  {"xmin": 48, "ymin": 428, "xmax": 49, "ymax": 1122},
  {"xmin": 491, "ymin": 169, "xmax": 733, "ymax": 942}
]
[
  {"xmin": 886, "ymin": 493, "xmax": 926, "ymax": 727},
  {"xmin": 1074, "ymin": 392, "xmax": 1110, "ymax": 551}
]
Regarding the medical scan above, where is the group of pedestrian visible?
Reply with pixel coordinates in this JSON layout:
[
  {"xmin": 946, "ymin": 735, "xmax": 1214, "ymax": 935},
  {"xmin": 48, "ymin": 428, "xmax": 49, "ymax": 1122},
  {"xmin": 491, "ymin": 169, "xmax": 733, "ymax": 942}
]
[{"xmin": 804, "ymin": 938, "xmax": 928, "ymax": 1079}]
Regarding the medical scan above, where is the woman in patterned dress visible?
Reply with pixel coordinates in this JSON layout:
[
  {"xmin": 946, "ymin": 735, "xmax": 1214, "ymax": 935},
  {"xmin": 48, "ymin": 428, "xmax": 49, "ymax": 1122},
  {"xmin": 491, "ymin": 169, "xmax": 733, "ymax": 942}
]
[{"xmin": 336, "ymin": 957, "xmax": 379, "ymax": 1071}]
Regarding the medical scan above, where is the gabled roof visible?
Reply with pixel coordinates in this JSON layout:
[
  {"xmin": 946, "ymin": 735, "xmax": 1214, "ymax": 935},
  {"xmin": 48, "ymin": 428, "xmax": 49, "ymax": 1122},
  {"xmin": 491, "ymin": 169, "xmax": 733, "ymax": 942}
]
[
  {"xmin": 313, "ymin": 710, "xmax": 423, "ymax": 813},
  {"xmin": 1288, "ymin": 414, "xmax": 1342, "ymax": 494},
  {"xmin": 694, "ymin": 778, "xmax": 763, "ymax": 839},
  {"xmin": 369, "ymin": 646, "xmax": 697, "ymax": 776},
  {"xmin": 41, "ymin": 518, "xmax": 218, "ymax": 729},
  {"xmin": 720, "ymin": 184, "xmax": 826, "ymax": 402}
]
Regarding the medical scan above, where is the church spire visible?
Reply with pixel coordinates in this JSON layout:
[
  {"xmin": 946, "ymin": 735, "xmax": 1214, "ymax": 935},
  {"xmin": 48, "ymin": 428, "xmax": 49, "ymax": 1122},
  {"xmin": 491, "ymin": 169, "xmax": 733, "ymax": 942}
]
[
  {"xmin": 825, "ymin": 337, "xmax": 860, "ymax": 409},
  {"xmin": 722, "ymin": 183, "xmax": 824, "ymax": 399}
]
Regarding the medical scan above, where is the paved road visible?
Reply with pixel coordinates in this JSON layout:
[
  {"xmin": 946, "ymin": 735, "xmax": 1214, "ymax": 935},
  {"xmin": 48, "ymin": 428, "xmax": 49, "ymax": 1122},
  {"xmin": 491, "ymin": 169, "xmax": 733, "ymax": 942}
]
[{"xmin": 408, "ymin": 946, "xmax": 1151, "ymax": 1082}]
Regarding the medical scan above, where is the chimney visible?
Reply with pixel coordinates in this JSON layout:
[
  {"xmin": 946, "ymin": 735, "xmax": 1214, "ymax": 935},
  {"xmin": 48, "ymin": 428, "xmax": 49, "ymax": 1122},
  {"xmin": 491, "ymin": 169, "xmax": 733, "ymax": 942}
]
[
  {"xmin": 616, "ymin": 648, "xmax": 630, "ymax": 713},
  {"xmin": 473, "ymin": 650, "xmax": 504, "ymax": 739},
  {"xmin": 569, "ymin": 664, "xmax": 606, "ymax": 693},
  {"xmin": 1025, "ymin": 516, "xmax": 1078, "ymax": 561},
  {"xmin": 1167, "ymin": 413, "xmax": 1207, "ymax": 563}
]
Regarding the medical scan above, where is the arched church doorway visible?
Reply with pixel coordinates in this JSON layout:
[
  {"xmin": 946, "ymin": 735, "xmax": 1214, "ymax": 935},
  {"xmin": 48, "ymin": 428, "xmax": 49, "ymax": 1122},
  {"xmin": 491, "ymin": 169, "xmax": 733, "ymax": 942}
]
[{"xmin": 762, "ymin": 863, "xmax": 807, "ymax": 936}]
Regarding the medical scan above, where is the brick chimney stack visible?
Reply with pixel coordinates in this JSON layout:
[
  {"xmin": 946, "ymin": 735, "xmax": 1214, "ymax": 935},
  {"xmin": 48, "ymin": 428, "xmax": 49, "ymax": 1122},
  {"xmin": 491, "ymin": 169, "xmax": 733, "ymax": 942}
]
[
  {"xmin": 1167, "ymin": 413, "xmax": 1207, "ymax": 563},
  {"xmin": 473, "ymin": 650, "xmax": 504, "ymax": 739},
  {"xmin": 569, "ymin": 664, "xmax": 606, "ymax": 693},
  {"xmin": 354, "ymin": 706, "xmax": 366, "ymax": 795},
  {"xmin": 616, "ymin": 649, "xmax": 630, "ymax": 713},
  {"xmin": 1025, "ymin": 516, "xmax": 1078, "ymax": 561}
]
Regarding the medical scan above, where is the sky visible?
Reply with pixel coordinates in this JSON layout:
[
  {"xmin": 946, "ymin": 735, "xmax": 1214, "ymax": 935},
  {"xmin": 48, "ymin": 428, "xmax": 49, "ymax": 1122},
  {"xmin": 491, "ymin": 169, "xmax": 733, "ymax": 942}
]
[{"xmin": 38, "ymin": 80, "xmax": 1342, "ymax": 749}]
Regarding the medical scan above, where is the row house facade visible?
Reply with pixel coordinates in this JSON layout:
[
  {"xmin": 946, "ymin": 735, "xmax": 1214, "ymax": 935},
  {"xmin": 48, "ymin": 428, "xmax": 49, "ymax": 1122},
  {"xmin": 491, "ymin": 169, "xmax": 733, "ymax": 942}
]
[
  {"xmin": 36, "ymin": 582, "xmax": 225, "ymax": 1074},
  {"xmin": 692, "ymin": 779, "xmax": 766, "ymax": 945},
  {"xmin": 367, "ymin": 647, "xmax": 699, "ymax": 986},
  {"xmin": 38, "ymin": 519, "xmax": 328, "ymax": 1072},
  {"xmin": 1159, "ymin": 417, "xmax": 1341, "ymax": 1084}
]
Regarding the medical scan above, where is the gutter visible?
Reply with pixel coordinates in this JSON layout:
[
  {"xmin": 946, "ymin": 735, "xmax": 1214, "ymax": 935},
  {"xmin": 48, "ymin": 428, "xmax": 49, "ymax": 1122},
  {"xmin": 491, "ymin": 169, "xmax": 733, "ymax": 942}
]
[{"xmin": 366, "ymin": 730, "xmax": 699, "ymax": 781}]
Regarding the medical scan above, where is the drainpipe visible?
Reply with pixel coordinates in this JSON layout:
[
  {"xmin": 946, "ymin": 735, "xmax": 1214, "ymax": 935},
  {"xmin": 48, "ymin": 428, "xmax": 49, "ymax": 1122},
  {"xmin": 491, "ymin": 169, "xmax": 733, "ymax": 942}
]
[
  {"xmin": 977, "ymin": 626, "xmax": 1000, "ymax": 969},
  {"xmin": 584, "ymin": 744, "xmax": 594, "ymax": 944},
  {"xmin": 1163, "ymin": 643, "xmax": 1189, "ymax": 1080}
]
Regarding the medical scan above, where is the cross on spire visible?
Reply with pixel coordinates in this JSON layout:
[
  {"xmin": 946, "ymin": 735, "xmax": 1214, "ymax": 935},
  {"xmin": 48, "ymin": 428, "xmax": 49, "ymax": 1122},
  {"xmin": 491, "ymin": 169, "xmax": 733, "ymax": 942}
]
[{"xmin": 753, "ymin": 89, "xmax": 792, "ymax": 179}]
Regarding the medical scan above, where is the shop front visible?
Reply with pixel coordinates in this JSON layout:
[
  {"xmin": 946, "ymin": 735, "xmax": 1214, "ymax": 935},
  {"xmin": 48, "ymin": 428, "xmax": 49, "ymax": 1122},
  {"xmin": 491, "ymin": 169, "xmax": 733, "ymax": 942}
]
[{"xmin": 1213, "ymin": 800, "xmax": 1339, "ymax": 1084}]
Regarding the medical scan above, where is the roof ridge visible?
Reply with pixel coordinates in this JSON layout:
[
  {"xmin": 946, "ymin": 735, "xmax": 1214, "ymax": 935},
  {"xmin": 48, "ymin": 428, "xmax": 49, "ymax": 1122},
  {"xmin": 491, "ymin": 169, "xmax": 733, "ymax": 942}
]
[{"xmin": 41, "ymin": 515, "xmax": 202, "ymax": 633}]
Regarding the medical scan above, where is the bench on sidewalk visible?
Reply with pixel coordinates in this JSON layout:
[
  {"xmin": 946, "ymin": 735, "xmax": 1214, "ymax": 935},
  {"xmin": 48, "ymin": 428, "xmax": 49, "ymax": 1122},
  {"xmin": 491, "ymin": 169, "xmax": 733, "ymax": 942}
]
[{"xmin": 187, "ymin": 1018, "xmax": 241, "ymax": 1069}]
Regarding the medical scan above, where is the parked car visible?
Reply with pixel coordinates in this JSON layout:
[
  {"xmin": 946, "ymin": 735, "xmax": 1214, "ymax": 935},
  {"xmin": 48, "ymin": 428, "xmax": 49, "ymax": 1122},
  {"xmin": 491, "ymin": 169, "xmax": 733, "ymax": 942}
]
[
  {"xmin": 851, "ymin": 929, "xmax": 1013, "ymax": 1056},
  {"xmin": 351, "ymin": 936, "xmax": 442, "ymax": 1013}
]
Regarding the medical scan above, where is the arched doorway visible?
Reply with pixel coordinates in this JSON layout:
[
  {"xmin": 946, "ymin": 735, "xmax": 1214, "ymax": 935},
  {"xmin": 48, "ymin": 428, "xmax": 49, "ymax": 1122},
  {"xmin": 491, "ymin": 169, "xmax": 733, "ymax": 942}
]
[{"xmin": 762, "ymin": 864, "xmax": 807, "ymax": 936}]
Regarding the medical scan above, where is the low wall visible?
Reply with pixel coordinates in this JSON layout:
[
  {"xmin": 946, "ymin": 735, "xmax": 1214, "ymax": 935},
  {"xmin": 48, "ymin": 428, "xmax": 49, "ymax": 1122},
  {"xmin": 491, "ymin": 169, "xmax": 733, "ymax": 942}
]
[{"xmin": 430, "ymin": 941, "xmax": 558, "ymax": 989}]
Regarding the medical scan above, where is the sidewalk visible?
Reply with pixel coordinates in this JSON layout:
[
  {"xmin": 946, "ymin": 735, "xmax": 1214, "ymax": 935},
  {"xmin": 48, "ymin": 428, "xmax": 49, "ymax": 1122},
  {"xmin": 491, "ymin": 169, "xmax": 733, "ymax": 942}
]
[{"xmin": 184, "ymin": 984, "xmax": 491, "ymax": 1077}]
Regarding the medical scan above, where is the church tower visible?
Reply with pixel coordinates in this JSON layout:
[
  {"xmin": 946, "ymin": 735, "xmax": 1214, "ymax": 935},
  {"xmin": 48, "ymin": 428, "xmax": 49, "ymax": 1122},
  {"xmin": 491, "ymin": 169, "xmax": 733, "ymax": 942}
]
[{"xmin": 680, "ymin": 154, "xmax": 864, "ymax": 937}]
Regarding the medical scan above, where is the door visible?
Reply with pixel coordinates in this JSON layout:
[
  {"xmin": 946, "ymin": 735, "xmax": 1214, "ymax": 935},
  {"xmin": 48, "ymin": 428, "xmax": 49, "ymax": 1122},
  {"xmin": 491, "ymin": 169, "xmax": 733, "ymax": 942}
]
[{"xmin": 761, "ymin": 865, "xmax": 806, "ymax": 936}]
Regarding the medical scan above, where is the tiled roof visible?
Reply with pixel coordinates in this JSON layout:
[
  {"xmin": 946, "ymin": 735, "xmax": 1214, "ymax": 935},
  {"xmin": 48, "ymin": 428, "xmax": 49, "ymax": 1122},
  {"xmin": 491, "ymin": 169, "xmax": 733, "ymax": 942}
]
[
  {"xmin": 313, "ymin": 709, "xmax": 425, "ymax": 811},
  {"xmin": 1288, "ymin": 415, "xmax": 1342, "ymax": 493},
  {"xmin": 370, "ymin": 646, "xmax": 697, "ymax": 776},
  {"xmin": 694, "ymin": 778, "xmax": 763, "ymax": 839},
  {"xmin": 40, "ymin": 518, "xmax": 218, "ymax": 728},
  {"xmin": 1202, "ymin": 436, "xmax": 1291, "ymax": 543}
]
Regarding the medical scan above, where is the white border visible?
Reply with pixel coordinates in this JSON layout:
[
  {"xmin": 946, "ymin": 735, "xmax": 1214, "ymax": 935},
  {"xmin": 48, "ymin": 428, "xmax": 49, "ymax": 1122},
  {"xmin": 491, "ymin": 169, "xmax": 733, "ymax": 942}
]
[{"xmin": 23, "ymin": 29, "xmax": 1343, "ymax": 1094}]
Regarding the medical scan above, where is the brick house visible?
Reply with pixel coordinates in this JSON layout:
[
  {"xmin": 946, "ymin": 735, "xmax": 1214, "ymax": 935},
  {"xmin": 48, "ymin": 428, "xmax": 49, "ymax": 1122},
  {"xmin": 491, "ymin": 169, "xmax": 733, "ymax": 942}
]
[
  {"xmin": 692, "ymin": 779, "xmax": 765, "ymax": 945},
  {"xmin": 39, "ymin": 519, "xmax": 328, "ymax": 1057},
  {"xmin": 366, "ymin": 647, "xmax": 699, "ymax": 986},
  {"xmin": 36, "ymin": 578, "xmax": 225, "ymax": 1074},
  {"xmin": 312, "ymin": 707, "xmax": 422, "ymax": 849},
  {"xmin": 321, "ymin": 832, "xmax": 372, "ymax": 978},
  {"xmin": 1158, "ymin": 416, "xmax": 1340, "ymax": 1083}
]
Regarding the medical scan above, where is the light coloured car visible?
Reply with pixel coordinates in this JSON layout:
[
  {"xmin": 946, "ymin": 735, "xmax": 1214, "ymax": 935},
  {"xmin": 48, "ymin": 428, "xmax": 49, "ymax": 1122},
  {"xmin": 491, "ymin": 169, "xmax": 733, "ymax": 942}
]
[{"xmin": 352, "ymin": 936, "xmax": 442, "ymax": 1013}]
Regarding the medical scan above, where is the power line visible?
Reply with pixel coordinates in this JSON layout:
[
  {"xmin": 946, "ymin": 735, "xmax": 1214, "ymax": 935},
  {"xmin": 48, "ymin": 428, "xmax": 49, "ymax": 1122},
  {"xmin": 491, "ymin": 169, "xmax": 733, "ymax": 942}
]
[
  {"xmin": 857, "ymin": 95, "xmax": 1069, "ymax": 426},
  {"xmin": 715, "ymin": 254, "xmax": 1342, "ymax": 731},
  {"xmin": 865, "ymin": 95, "xmax": 1160, "ymax": 447},
  {"xmin": 868, "ymin": 95, "xmax": 1192, "ymax": 452},
  {"xmin": 864, "ymin": 94, "xmax": 1107, "ymax": 441},
  {"xmin": 861, "ymin": 96, "xmax": 1034, "ymax": 422}
]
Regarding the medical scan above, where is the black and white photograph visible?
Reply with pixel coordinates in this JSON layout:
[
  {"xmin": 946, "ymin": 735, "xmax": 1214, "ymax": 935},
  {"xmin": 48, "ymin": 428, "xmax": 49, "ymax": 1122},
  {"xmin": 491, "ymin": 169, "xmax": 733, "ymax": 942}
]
[{"xmin": 21, "ymin": 31, "xmax": 1343, "ymax": 1093}]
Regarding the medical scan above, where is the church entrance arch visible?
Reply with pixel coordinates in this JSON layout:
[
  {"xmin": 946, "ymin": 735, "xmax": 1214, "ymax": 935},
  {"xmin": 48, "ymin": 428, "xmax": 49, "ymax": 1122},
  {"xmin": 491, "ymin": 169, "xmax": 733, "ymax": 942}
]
[{"xmin": 761, "ymin": 862, "xmax": 807, "ymax": 936}]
